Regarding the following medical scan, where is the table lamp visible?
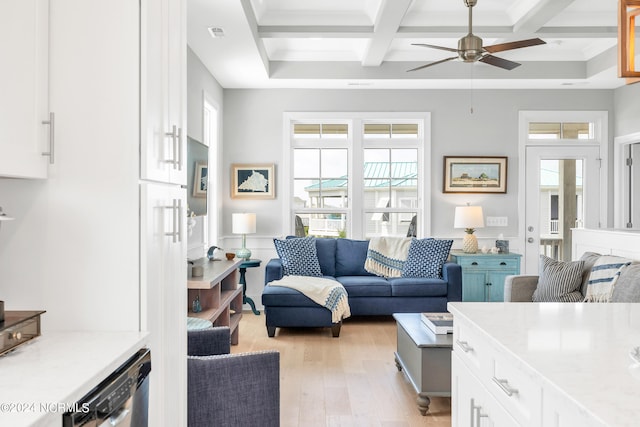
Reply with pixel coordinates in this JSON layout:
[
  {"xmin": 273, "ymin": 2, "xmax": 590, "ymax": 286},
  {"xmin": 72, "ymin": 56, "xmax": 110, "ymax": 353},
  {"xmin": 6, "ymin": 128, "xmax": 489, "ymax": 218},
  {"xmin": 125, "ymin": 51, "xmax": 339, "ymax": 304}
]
[
  {"xmin": 454, "ymin": 204, "xmax": 484, "ymax": 253},
  {"xmin": 232, "ymin": 213, "xmax": 256, "ymax": 260}
]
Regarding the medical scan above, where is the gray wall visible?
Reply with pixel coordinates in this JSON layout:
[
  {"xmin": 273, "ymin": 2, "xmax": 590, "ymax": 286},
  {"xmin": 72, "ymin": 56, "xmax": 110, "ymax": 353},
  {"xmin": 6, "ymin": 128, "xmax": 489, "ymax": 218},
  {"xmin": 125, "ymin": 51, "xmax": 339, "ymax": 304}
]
[
  {"xmin": 614, "ymin": 82, "xmax": 640, "ymax": 136},
  {"xmin": 222, "ymin": 88, "xmax": 615, "ymax": 241}
]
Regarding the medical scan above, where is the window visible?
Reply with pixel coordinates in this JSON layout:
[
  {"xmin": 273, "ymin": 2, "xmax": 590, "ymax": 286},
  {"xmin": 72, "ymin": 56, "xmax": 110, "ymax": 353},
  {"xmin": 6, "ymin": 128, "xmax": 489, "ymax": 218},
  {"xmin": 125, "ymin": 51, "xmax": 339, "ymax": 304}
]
[
  {"xmin": 528, "ymin": 122, "xmax": 594, "ymax": 140},
  {"xmin": 284, "ymin": 113, "xmax": 430, "ymax": 239}
]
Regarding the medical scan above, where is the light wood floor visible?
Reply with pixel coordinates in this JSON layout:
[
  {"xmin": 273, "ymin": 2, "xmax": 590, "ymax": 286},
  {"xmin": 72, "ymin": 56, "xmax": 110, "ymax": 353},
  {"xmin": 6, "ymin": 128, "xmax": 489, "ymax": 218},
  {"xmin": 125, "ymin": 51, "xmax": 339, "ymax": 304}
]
[{"xmin": 234, "ymin": 312, "xmax": 452, "ymax": 427}]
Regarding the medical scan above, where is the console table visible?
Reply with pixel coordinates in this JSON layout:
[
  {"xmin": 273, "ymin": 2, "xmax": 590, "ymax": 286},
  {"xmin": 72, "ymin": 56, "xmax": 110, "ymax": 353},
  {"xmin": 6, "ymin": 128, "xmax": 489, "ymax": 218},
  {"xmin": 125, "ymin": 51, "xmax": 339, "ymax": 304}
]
[
  {"xmin": 187, "ymin": 259, "xmax": 243, "ymax": 344},
  {"xmin": 239, "ymin": 259, "xmax": 261, "ymax": 315}
]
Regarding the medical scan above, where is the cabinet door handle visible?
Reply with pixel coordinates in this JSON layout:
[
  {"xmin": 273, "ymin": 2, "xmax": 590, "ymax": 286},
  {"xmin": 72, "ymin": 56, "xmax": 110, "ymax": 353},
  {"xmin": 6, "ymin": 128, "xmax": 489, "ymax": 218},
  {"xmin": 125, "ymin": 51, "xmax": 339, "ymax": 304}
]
[
  {"xmin": 471, "ymin": 400, "xmax": 489, "ymax": 427},
  {"xmin": 500, "ymin": 261, "xmax": 507, "ymax": 265},
  {"xmin": 165, "ymin": 199, "xmax": 182, "ymax": 243},
  {"xmin": 456, "ymin": 339, "xmax": 474, "ymax": 353},
  {"xmin": 176, "ymin": 126, "xmax": 183, "ymax": 171},
  {"xmin": 492, "ymin": 377, "xmax": 519, "ymax": 396},
  {"xmin": 41, "ymin": 112, "xmax": 55, "ymax": 164},
  {"xmin": 471, "ymin": 261, "xmax": 478, "ymax": 266},
  {"xmin": 165, "ymin": 125, "xmax": 182, "ymax": 169}
]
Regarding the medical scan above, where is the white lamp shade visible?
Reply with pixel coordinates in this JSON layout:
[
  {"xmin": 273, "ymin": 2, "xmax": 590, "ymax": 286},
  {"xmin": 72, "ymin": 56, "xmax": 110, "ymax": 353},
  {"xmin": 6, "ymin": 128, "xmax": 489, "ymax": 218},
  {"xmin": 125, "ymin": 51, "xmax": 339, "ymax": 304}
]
[
  {"xmin": 232, "ymin": 213, "xmax": 256, "ymax": 234},
  {"xmin": 454, "ymin": 206, "xmax": 484, "ymax": 229}
]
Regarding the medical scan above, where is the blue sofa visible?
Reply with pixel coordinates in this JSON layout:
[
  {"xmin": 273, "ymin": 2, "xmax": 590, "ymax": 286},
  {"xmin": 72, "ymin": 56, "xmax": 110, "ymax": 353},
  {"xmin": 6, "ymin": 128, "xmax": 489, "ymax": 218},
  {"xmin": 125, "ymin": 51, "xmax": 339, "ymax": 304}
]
[{"xmin": 262, "ymin": 237, "xmax": 462, "ymax": 337}]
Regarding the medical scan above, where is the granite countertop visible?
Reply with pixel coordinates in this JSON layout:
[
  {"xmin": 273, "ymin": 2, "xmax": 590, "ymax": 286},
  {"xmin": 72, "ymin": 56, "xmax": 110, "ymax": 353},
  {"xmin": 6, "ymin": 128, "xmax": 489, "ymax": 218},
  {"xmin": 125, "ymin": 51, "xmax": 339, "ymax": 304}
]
[
  {"xmin": 0, "ymin": 331, "xmax": 148, "ymax": 426},
  {"xmin": 448, "ymin": 302, "xmax": 640, "ymax": 426}
]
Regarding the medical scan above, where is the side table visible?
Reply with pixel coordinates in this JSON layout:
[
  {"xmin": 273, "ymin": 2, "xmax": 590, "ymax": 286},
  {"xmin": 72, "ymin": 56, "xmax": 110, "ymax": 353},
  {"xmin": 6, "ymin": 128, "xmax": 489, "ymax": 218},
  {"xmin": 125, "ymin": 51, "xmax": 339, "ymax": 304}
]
[{"xmin": 239, "ymin": 259, "xmax": 261, "ymax": 315}]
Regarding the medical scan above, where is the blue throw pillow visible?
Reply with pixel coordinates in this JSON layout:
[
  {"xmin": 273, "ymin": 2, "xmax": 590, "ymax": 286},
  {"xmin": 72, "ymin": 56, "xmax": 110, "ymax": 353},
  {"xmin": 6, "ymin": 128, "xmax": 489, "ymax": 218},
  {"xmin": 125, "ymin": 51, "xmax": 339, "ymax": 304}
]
[
  {"xmin": 402, "ymin": 238, "xmax": 453, "ymax": 278},
  {"xmin": 273, "ymin": 236, "xmax": 322, "ymax": 277}
]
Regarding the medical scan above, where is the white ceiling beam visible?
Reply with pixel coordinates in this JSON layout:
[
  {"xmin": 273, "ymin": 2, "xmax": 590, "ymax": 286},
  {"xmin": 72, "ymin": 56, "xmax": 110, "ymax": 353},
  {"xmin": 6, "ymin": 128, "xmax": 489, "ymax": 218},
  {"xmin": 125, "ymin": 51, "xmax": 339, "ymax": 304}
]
[
  {"xmin": 512, "ymin": 0, "xmax": 576, "ymax": 34},
  {"xmin": 361, "ymin": 0, "xmax": 413, "ymax": 67},
  {"xmin": 258, "ymin": 25, "xmax": 618, "ymax": 40},
  {"xmin": 239, "ymin": 0, "xmax": 270, "ymax": 76},
  {"xmin": 259, "ymin": 26, "xmax": 373, "ymax": 38},
  {"xmin": 269, "ymin": 60, "xmax": 587, "ymax": 81}
]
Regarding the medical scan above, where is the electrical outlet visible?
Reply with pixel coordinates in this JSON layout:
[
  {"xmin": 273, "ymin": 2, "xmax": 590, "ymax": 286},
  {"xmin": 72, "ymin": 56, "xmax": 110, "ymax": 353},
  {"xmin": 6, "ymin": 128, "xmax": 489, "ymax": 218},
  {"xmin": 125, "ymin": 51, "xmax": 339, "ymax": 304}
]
[{"xmin": 486, "ymin": 216, "xmax": 508, "ymax": 227}]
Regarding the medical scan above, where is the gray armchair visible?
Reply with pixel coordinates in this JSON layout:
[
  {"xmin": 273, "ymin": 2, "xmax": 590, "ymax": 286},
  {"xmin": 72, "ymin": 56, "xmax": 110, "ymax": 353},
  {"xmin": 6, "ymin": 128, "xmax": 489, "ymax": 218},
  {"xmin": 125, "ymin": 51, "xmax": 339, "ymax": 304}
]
[{"xmin": 187, "ymin": 327, "xmax": 280, "ymax": 427}]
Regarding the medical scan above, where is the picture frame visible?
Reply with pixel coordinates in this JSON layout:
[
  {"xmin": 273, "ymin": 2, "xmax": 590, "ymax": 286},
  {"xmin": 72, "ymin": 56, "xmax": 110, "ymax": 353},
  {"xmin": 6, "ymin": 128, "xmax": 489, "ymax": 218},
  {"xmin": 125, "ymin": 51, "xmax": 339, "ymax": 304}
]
[
  {"xmin": 443, "ymin": 156, "xmax": 508, "ymax": 193},
  {"xmin": 193, "ymin": 162, "xmax": 208, "ymax": 198},
  {"xmin": 231, "ymin": 163, "xmax": 275, "ymax": 199}
]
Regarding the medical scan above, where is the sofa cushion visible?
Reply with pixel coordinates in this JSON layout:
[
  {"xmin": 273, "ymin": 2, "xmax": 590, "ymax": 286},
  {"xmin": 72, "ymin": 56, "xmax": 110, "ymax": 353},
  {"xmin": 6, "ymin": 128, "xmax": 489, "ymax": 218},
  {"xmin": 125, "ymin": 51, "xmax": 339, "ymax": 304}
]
[
  {"xmin": 336, "ymin": 276, "xmax": 391, "ymax": 297},
  {"xmin": 532, "ymin": 255, "xmax": 584, "ymax": 302},
  {"xmin": 315, "ymin": 238, "xmax": 337, "ymax": 277},
  {"xmin": 578, "ymin": 251, "xmax": 601, "ymax": 297},
  {"xmin": 262, "ymin": 284, "xmax": 327, "ymax": 307},
  {"xmin": 335, "ymin": 239, "xmax": 373, "ymax": 277},
  {"xmin": 389, "ymin": 277, "xmax": 448, "ymax": 297},
  {"xmin": 402, "ymin": 238, "xmax": 453, "ymax": 278},
  {"xmin": 610, "ymin": 263, "xmax": 640, "ymax": 302},
  {"xmin": 273, "ymin": 236, "xmax": 322, "ymax": 277}
]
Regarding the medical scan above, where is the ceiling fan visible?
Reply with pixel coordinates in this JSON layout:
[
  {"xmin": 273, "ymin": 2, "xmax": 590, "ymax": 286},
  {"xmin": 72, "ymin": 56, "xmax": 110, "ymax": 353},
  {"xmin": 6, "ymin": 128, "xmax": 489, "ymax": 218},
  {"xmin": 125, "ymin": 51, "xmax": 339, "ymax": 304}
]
[{"xmin": 408, "ymin": 0, "xmax": 546, "ymax": 72}]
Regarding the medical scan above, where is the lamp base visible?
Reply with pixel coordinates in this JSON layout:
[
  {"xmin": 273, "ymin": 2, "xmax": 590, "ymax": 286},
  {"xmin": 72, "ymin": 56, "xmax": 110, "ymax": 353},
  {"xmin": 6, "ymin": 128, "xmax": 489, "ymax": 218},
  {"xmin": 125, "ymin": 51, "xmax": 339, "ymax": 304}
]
[
  {"xmin": 462, "ymin": 233, "xmax": 478, "ymax": 253},
  {"xmin": 235, "ymin": 247, "xmax": 251, "ymax": 260}
]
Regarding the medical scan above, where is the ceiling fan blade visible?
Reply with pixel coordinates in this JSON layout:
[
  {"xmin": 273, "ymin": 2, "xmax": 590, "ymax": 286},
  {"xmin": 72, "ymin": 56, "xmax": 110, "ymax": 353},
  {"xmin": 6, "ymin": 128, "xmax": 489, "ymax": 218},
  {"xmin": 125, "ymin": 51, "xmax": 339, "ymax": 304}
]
[
  {"xmin": 483, "ymin": 38, "xmax": 546, "ymax": 54},
  {"xmin": 407, "ymin": 56, "xmax": 458, "ymax": 72},
  {"xmin": 411, "ymin": 43, "xmax": 458, "ymax": 53},
  {"xmin": 479, "ymin": 54, "xmax": 521, "ymax": 70}
]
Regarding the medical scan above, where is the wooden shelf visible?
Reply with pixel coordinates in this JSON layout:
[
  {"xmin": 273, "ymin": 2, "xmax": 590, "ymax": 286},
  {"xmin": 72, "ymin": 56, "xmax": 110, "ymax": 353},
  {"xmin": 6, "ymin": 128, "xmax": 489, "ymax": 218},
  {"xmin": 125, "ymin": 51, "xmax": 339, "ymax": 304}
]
[{"xmin": 187, "ymin": 258, "xmax": 243, "ymax": 344}]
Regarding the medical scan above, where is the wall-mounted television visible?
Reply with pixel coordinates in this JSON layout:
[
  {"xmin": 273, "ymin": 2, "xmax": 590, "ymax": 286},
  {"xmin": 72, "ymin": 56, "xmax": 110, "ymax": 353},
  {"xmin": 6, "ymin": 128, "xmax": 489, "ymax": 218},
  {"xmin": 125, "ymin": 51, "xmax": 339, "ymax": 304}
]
[{"xmin": 187, "ymin": 136, "xmax": 208, "ymax": 216}]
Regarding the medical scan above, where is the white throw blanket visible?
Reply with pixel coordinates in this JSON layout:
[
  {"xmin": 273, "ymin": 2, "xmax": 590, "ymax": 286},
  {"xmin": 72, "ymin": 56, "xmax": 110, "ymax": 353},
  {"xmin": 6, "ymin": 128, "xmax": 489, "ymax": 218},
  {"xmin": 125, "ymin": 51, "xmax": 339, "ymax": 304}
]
[
  {"xmin": 268, "ymin": 276, "xmax": 351, "ymax": 323},
  {"xmin": 584, "ymin": 255, "xmax": 632, "ymax": 302},
  {"xmin": 364, "ymin": 237, "xmax": 413, "ymax": 278}
]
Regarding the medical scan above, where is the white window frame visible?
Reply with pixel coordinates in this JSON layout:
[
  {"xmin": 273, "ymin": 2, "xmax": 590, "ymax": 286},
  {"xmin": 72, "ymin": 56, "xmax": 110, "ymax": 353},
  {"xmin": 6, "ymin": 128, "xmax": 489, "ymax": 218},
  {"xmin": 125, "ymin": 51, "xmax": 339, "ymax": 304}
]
[
  {"xmin": 282, "ymin": 112, "xmax": 431, "ymax": 239},
  {"xmin": 518, "ymin": 110, "xmax": 608, "ymax": 252}
]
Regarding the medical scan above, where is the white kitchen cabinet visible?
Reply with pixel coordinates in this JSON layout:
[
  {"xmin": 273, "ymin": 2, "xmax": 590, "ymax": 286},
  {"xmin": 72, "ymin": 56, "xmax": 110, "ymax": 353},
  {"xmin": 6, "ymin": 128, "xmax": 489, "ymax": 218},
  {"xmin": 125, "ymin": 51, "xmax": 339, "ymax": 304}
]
[
  {"xmin": 0, "ymin": 0, "xmax": 50, "ymax": 178},
  {"xmin": 141, "ymin": 0, "xmax": 187, "ymax": 185},
  {"xmin": 452, "ymin": 353, "xmax": 519, "ymax": 427},
  {"xmin": 141, "ymin": 182, "xmax": 187, "ymax": 427}
]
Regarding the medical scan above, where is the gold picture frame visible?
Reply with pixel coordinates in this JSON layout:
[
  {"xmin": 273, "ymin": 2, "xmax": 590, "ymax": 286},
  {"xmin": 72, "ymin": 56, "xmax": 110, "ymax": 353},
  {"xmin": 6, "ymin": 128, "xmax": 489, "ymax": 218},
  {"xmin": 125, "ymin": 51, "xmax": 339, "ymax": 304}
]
[
  {"xmin": 231, "ymin": 163, "xmax": 275, "ymax": 199},
  {"xmin": 443, "ymin": 156, "xmax": 508, "ymax": 193}
]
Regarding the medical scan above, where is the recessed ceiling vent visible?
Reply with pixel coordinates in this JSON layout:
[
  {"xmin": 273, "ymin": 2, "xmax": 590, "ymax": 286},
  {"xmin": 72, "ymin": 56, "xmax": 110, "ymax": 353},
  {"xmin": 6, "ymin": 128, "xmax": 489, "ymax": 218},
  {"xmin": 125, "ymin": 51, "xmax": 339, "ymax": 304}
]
[{"xmin": 207, "ymin": 27, "xmax": 225, "ymax": 38}]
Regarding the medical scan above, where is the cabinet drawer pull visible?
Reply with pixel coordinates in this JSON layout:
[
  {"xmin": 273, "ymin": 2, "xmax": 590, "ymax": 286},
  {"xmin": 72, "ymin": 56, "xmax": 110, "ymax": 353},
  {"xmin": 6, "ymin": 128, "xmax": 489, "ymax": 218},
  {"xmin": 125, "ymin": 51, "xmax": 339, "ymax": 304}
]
[
  {"xmin": 456, "ymin": 339, "xmax": 474, "ymax": 353},
  {"xmin": 42, "ymin": 112, "xmax": 55, "ymax": 164},
  {"xmin": 492, "ymin": 377, "xmax": 519, "ymax": 396},
  {"xmin": 471, "ymin": 261, "xmax": 478, "ymax": 266},
  {"xmin": 500, "ymin": 262, "xmax": 507, "ymax": 265}
]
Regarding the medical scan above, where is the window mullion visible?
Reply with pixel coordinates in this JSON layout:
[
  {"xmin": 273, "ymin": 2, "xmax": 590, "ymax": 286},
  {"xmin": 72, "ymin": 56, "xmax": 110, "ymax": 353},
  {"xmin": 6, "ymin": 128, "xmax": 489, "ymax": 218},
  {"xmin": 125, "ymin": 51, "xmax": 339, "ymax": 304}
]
[{"xmin": 351, "ymin": 118, "xmax": 364, "ymax": 239}]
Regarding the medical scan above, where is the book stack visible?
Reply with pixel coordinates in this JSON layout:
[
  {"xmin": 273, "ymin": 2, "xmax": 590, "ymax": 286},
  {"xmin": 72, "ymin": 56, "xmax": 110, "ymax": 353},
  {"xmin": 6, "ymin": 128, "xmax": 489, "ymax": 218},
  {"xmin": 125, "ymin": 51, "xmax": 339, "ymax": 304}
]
[{"xmin": 421, "ymin": 312, "xmax": 454, "ymax": 334}]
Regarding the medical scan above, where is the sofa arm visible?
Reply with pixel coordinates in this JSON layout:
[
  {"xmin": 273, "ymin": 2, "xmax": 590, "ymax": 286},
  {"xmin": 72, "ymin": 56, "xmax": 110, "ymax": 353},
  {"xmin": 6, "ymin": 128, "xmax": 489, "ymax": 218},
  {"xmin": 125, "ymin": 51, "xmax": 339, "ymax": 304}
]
[
  {"xmin": 265, "ymin": 258, "xmax": 284, "ymax": 285},
  {"xmin": 187, "ymin": 351, "xmax": 280, "ymax": 427},
  {"xmin": 442, "ymin": 262, "xmax": 463, "ymax": 302},
  {"xmin": 504, "ymin": 275, "xmax": 539, "ymax": 302},
  {"xmin": 187, "ymin": 327, "xmax": 231, "ymax": 357}
]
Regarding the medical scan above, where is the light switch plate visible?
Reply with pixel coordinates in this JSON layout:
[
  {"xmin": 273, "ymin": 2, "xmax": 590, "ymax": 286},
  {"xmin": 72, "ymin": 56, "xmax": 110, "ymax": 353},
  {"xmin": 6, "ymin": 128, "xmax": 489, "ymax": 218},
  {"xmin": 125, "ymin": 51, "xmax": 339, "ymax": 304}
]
[{"xmin": 486, "ymin": 216, "xmax": 508, "ymax": 227}]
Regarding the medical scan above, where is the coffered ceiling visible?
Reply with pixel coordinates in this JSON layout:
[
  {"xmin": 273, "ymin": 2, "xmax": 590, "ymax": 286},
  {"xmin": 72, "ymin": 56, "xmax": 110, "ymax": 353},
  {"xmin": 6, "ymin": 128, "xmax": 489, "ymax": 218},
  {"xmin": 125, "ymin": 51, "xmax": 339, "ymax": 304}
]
[{"xmin": 187, "ymin": 0, "xmax": 626, "ymax": 89}]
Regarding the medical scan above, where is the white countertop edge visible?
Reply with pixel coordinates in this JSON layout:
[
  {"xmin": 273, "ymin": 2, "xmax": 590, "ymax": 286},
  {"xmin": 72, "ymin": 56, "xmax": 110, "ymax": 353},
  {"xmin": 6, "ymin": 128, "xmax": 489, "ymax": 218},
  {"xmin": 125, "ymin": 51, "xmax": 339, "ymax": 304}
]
[{"xmin": 0, "ymin": 330, "xmax": 149, "ymax": 427}]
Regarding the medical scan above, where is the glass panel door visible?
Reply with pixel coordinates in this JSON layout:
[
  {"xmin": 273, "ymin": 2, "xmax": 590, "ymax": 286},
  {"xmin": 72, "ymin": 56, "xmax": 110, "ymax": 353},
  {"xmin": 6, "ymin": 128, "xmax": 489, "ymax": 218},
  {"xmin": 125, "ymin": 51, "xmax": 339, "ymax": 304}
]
[{"xmin": 524, "ymin": 146, "xmax": 600, "ymax": 273}]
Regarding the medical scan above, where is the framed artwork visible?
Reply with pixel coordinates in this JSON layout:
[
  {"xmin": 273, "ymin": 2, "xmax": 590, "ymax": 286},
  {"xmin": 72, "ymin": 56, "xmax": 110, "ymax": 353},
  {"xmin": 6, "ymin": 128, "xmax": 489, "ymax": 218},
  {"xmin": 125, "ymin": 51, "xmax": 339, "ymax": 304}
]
[
  {"xmin": 231, "ymin": 163, "xmax": 275, "ymax": 199},
  {"xmin": 443, "ymin": 156, "xmax": 508, "ymax": 193},
  {"xmin": 193, "ymin": 162, "xmax": 208, "ymax": 198}
]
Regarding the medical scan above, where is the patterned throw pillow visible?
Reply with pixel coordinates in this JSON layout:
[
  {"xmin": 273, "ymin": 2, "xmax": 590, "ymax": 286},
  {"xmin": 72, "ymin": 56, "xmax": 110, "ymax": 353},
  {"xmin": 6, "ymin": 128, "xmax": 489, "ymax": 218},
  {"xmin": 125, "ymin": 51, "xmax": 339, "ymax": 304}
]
[
  {"xmin": 401, "ymin": 238, "xmax": 453, "ymax": 279},
  {"xmin": 273, "ymin": 236, "xmax": 322, "ymax": 277},
  {"xmin": 532, "ymin": 255, "xmax": 584, "ymax": 302}
]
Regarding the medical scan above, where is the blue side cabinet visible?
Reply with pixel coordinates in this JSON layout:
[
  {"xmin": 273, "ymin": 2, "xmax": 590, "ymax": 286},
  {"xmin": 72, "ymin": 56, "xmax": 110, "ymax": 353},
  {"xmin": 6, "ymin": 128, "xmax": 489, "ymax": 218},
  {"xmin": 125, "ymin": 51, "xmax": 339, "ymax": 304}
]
[{"xmin": 450, "ymin": 251, "xmax": 522, "ymax": 302}]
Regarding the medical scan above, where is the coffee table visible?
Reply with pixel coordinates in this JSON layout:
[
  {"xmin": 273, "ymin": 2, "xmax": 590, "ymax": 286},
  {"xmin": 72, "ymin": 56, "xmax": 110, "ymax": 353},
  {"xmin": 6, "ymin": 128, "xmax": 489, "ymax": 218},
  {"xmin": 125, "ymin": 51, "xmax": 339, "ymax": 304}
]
[{"xmin": 393, "ymin": 313, "xmax": 453, "ymax": 415}]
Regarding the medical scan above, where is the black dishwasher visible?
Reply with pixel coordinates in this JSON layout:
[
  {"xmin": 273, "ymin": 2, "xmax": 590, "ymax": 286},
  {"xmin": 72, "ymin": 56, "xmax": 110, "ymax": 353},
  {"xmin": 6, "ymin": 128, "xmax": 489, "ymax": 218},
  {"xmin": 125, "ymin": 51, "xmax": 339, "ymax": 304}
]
[{"xmin": 63, "ymin": 348, "xmax": 151, "ymax": 427}]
